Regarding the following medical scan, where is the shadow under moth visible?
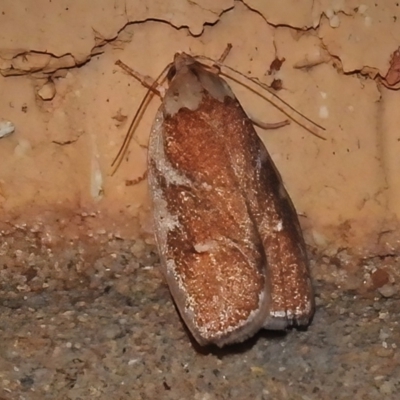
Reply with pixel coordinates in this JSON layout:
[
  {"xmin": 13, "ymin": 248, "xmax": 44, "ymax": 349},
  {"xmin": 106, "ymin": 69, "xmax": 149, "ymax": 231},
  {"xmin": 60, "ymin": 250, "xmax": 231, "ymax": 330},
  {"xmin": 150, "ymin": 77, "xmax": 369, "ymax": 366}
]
[{"xmin": 114, "ymin": 50, "xmax": 318, "ymax": 347}]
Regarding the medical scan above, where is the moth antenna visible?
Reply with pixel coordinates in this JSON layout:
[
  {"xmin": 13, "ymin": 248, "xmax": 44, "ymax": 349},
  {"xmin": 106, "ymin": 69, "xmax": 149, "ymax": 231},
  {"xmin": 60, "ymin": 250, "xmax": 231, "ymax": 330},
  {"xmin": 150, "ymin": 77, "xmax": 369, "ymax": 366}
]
[
  {"xmin": 111, "ymin": 60, "xmax": 172, "ymax": 174},
  {"xmin": 110, "ymin": 87, "xmax": 153, "ymax": 173},
  {"xmin": 219, "ymin": 69, "xmax": 326, "ymax": 140},
  {"xmin": 198, "ymin": 55, "xmax": 326, "ymax": 140}
]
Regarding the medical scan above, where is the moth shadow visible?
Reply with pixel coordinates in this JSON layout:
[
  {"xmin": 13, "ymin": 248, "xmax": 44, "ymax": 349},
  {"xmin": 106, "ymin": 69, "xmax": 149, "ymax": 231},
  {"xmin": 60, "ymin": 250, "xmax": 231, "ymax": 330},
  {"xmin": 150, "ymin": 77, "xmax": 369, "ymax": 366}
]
[
  {"xmin": 188, "ymin": 327, "xmax": 288, "ymax": 357},
  {"xmin": 169, "ymin": 293, "xmax": 314, "ymax": 357},
  {"xmin": 171, "ymin": 298, "xmax": 293, "ymax": 356}
]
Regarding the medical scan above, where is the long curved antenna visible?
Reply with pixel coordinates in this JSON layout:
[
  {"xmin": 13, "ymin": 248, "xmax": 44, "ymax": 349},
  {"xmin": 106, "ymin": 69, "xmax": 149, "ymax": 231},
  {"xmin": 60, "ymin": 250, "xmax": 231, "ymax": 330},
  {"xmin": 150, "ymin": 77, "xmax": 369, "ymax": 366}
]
[
  {"xmin": 220, "ymin": 70, "xmax": 326, "ymax": 140},
  {"xmin": 197, "ymin": 55, "xmax": 326, "ymax": 140},
  {"xmin": 111, "ymin": 60, "xmax": 173, "ymax": 174}
]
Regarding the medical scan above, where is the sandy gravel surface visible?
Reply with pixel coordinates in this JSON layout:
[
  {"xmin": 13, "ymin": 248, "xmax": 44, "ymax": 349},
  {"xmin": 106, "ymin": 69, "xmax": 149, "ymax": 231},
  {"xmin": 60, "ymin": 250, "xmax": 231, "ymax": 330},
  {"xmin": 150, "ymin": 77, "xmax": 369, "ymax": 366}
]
[{"xmin": 0, "ymin": 224, "xmax": 399, "ymax": 400}]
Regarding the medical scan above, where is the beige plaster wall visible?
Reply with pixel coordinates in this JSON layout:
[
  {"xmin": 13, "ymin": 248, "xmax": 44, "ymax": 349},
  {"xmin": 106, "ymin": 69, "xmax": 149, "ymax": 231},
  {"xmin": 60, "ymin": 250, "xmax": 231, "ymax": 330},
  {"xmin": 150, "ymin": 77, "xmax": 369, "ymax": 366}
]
[{"xmin": 0, "ymin": 0, "xmax": 399, "ymax": 256}]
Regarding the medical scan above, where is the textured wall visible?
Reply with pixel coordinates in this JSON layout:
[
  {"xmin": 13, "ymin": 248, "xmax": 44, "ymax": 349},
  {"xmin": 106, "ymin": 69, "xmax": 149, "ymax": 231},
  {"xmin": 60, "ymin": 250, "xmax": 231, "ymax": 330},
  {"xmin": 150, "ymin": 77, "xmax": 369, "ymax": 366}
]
[{"xmin": 1, "ymin": 0, "xmax": 399, "ymax": 256}]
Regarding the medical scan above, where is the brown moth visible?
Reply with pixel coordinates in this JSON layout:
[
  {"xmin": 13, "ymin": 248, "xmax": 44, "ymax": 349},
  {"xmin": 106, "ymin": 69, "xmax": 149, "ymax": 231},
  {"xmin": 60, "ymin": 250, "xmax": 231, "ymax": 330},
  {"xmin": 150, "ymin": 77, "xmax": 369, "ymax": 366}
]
[{"xmin": 118, "ymin": 53, "xmax": 315, "ymax": 347}]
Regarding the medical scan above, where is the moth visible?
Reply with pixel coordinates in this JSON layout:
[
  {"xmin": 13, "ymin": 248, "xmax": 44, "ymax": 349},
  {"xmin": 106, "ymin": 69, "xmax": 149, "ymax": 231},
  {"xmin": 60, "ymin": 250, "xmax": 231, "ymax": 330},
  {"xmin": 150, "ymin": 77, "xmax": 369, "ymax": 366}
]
[{"xmin": 115, "ymin": 52, "xmax": 316, "ymax": 347}]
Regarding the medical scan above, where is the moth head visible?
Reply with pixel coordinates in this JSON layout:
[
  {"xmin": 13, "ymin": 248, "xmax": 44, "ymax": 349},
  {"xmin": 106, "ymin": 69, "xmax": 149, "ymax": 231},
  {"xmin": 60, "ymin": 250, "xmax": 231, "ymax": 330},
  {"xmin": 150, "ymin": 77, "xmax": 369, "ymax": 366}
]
[
  {"xmin": 173, "ymin": 52, "xmax": 197, "ymax": 69},
  {"xmin": 167, "ymin": 53, "xmax": 201, "ymax": 83}
]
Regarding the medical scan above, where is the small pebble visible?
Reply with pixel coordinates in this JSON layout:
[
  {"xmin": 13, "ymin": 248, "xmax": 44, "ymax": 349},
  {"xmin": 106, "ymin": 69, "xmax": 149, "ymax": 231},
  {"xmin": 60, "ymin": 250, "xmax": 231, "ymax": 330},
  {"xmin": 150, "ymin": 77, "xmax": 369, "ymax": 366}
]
[
  {"xmin": 0, "ymin": 120, "xmax": 15, "ymax": 138},
  {"xmin": 378, "ymin": 284, "xmax": 397, "ymax": 298},
  {"xmin": 38, "ymin": 80, "xmax": 56, "ymax": 100}
]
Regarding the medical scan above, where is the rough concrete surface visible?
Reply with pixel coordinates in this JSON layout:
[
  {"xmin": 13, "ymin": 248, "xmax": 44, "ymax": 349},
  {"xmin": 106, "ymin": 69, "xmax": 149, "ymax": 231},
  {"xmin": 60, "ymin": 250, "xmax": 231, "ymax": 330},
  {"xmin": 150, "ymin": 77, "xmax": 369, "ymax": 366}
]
[
  {"xmin": 0, "ymin": 224, "xmax": 399, "ymax": 400},
  {"xmin": 1, "ymin": 0, "xmax": 400, "ymax": 251}
]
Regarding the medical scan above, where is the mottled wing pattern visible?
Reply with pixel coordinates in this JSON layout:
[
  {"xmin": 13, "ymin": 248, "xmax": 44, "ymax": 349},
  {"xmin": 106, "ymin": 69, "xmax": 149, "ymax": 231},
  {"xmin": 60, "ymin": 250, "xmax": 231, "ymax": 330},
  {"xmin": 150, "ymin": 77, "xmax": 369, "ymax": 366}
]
[{"xmin": 147, "ymin": 54, "xmax": 314, "ymax": 346}]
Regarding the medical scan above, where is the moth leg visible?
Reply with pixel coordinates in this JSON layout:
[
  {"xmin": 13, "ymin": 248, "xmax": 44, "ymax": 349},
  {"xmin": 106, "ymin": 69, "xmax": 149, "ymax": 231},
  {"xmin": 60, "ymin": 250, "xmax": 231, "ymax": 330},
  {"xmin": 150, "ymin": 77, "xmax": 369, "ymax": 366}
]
[
  {"xmin": 218, "ymin": 43, "xmax": 233, "ymax": 63},
  {"xmin": 204, "ymin": 44, "xmax": 234, "ymax": 75},
  {"xmin": 115, "ymin": 60, "xmax": 167, "ymax": 98},
  {"xmin": 246, "ymin": 111, "xmax": 290, "ymax": 130}
]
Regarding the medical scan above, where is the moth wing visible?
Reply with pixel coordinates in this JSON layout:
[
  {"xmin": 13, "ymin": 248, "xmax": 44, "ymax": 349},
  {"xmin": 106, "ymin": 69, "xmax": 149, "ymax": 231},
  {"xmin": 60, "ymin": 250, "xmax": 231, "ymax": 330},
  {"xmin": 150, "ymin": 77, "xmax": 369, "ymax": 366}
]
[
  {"xmin": 148, "ymin": 56, "xmax": 314, "ymax": 346},
  {"xmin": 254, "ymin": 139, "xmax": 315, "ymax": 329},
  {"xmin": 148, "ymin": 107, "xmax": 274, "ymax": 346}
]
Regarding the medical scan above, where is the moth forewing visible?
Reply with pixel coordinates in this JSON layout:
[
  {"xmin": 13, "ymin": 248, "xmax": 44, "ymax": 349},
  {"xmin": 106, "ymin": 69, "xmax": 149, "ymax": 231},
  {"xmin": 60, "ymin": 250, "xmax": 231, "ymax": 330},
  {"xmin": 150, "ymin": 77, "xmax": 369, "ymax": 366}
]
[
  {"xmin": 148, "ymin": 109, "xmax": 273, "ymax": 347},
  {"xmin": 146, "ymin": 53, "xmax": 314, "ymax": 347},
  {"xmin": 253, "ymin": 143, "xmax": 315, "ymax": 329}
]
